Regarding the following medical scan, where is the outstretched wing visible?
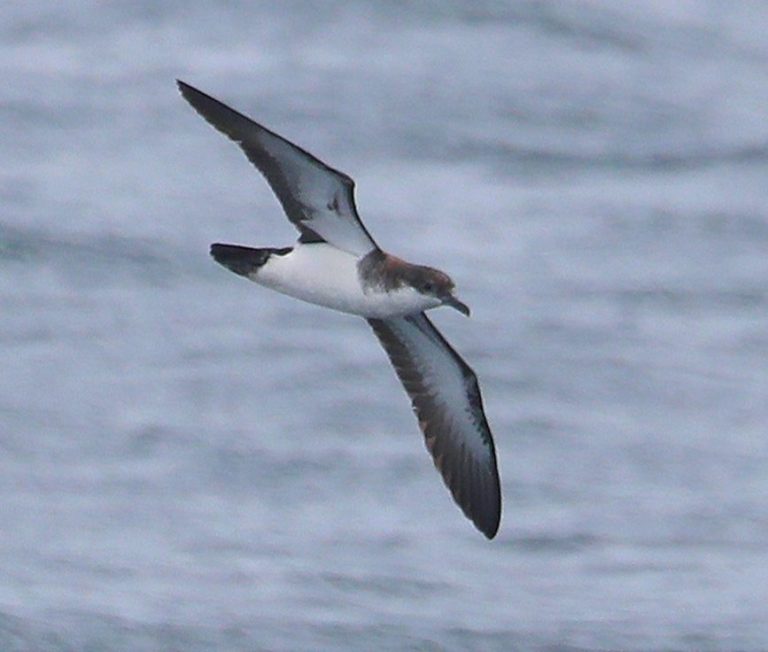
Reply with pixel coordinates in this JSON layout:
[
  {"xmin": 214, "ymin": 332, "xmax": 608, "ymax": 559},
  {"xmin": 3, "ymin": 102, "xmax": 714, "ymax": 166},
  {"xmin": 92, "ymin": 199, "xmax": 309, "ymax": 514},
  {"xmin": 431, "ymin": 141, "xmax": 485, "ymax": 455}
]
[
  {"xmin": 178, "ymin": 80, "xmax": 378, "ymax": 257},
  {"xmin": 368, "ymin": 313, "xmax": 501, "ymax": 539}
]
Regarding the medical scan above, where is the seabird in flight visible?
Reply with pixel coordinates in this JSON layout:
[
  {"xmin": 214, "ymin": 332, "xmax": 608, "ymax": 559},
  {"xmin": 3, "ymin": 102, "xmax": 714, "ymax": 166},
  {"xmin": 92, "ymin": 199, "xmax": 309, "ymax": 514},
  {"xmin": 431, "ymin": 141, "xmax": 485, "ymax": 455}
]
[{"xmin": 178, "ymin": 81, "xmax": 502, "ymax": 538}]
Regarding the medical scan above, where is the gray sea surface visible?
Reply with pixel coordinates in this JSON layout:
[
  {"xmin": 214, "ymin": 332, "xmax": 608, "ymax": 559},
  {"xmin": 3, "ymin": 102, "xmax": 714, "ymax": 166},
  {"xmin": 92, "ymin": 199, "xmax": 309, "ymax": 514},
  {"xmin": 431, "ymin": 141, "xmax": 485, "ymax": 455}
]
[{"xmin": 2, "ymin": 2, "xmax": 768, "ymax": 650}]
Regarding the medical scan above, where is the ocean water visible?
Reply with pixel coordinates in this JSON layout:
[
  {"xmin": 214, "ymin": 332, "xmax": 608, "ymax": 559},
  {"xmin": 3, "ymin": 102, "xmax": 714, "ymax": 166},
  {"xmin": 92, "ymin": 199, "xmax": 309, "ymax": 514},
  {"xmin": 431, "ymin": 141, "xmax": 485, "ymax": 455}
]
[{"xmin": 2, "ymin": 2, "xmax": 768, "ymax": 650}]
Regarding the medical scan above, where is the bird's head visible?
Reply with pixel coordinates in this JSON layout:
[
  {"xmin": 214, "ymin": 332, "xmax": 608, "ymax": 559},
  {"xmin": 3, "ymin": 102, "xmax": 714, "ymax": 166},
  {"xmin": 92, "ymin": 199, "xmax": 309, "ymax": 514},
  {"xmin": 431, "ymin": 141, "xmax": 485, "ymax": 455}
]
[{"xmin": 407, "ymin": 265, "xmax": 470, "ymax": 317}]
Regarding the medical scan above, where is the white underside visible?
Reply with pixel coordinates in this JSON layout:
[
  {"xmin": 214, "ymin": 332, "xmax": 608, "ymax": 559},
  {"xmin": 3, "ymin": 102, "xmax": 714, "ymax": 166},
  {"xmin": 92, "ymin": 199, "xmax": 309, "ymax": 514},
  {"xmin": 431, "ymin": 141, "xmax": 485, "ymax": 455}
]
[{"xmin": 251, "ymin": 243, "xmax": 441, "ymax": 318}]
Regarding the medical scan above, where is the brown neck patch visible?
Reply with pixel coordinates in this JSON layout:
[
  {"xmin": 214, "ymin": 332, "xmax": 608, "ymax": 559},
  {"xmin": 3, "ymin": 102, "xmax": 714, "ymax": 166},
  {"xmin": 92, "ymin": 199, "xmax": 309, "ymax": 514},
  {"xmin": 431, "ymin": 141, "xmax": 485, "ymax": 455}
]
[
  {"xmin": 357, "ymin": 250, "xmax": 454, "ymax": 296},
  {"xmin": 357, "ymin": 250, "xmax": 406, "ymax": 292}
]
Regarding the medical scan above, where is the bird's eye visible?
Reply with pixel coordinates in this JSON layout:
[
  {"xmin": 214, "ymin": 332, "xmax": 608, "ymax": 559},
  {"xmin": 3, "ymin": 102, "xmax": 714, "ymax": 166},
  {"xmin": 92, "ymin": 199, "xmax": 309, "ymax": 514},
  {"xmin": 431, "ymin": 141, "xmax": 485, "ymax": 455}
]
[{"xmin": 422, "ymin": 282, "xmax": 434, "ymax": 293}]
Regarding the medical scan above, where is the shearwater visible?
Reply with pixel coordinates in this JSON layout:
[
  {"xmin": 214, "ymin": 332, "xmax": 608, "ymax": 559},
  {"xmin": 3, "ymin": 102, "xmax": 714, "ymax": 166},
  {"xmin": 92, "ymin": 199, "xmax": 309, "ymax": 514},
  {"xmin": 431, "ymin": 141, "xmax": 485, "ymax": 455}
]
[{"xmin": 178, "ymin": 81, "xmax": 501, "ymax": 539}]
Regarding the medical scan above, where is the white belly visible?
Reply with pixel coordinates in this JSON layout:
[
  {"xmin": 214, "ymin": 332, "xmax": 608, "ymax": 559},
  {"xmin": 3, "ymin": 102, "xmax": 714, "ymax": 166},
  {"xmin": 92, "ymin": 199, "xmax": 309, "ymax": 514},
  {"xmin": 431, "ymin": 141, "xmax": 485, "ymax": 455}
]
[{"xmin": 251, "ymin": 244, "xmax": 438, "ymax": 318}]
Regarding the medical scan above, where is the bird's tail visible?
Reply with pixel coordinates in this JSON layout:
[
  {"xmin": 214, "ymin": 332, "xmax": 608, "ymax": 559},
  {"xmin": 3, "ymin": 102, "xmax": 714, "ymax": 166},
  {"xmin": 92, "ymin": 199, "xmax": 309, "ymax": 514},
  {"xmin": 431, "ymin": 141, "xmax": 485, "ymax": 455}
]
[{"xmin": 210, "ymin": 243, "xmax": 292, "ymax": 278}]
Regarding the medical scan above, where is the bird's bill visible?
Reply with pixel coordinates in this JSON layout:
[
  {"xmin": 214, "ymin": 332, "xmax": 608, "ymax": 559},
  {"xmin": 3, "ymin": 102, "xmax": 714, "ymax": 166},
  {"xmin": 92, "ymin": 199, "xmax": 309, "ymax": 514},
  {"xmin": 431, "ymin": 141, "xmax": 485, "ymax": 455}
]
[{"xmin": 443, "ymin": 295, "xmax": 471, "ymax": 317}]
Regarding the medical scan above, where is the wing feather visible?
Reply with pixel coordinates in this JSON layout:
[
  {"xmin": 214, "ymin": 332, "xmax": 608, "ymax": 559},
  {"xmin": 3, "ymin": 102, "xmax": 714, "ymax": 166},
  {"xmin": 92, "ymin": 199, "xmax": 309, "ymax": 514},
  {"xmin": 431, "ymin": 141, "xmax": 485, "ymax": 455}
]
[
  {"xmin": 178, "ymin": 80, "xmax": 378, "ymax": 256},
  {"xmin": 368, "ymin": 313, "xmax": 501, "ymax": 538}
]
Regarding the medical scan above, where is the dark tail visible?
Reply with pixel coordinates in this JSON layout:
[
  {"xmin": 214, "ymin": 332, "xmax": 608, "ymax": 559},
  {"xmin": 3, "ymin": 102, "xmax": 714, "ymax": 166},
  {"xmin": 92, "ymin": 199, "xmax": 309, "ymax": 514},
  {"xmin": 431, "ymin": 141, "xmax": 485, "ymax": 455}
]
[{"xmin": 210, "ymin": 243, "xmax": 292, "ymax": 277}]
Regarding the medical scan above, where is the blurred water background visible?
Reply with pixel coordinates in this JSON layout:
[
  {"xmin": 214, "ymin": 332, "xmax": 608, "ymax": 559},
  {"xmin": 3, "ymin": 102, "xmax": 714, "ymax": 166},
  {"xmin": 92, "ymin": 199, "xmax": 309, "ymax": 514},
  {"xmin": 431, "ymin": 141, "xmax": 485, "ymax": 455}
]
[{"xmin": 2, "ymin": 2, "xmax": 768, "ymax": 650}]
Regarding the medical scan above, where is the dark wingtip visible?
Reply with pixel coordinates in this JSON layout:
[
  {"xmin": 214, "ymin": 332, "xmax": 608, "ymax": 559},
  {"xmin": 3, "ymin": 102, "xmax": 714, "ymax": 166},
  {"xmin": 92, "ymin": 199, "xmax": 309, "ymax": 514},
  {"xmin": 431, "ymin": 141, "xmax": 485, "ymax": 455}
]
[
  {"xmin": 480, "ymin": 514, "xmax": 500, "ymax": 540},
  {"xmin": 177, "ymin": 79, "xmax": 203, "ymax": 105},
  {"xmin": 176, "ymin": 80, "xmax": 219, "ymax": 114},
  {"xmin": 469, "ymin": 488, "xmax": 501, "ymax": 539}
]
